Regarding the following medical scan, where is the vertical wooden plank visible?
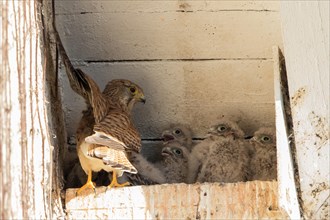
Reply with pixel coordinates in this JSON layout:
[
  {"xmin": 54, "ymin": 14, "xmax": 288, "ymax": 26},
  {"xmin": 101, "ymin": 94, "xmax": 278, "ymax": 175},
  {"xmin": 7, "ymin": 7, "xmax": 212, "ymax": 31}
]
[
  {"xmin": 281, "ymin": 1, "xmax": 330, "ymax": 219},
  {"xmin": 273, "ymin": 46, "xmax": 300, "ymax": 219},
  {"xmin": 0, "ymin": 0, "xmax": 65, "ymax": 219}
]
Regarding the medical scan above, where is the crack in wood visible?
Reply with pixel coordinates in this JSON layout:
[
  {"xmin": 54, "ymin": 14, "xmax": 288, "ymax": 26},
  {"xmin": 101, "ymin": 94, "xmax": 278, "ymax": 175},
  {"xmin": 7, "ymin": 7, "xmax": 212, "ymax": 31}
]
[
  {"xmin": 84, "ymin": 58, "xmax": 271, "ymax": 63},
  {"xmin": 55, "ymin": 9, "xmax": 277, "ymax": 16}
]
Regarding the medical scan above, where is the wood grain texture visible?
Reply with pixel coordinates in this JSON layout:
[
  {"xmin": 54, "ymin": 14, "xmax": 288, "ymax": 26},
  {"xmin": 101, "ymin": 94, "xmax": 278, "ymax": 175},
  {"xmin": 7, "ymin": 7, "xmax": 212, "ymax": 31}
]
[
  {"xmin": 281, "ymin": 1, "xmax": 330, "ymax": 219},
  {"xmin": 0, "ymin": 1, "xmax": 64, "ymax": 219},
  {"xmin": 55, "ymin": 1, "xmax": 282, "ymax": 60},
  {"xmin": 59, "ymin": 60, "xmax": 275, "ymax": 138},
  {"xmin": 65, "ymin": 181, "xmax": 288, "ymax": 219}
]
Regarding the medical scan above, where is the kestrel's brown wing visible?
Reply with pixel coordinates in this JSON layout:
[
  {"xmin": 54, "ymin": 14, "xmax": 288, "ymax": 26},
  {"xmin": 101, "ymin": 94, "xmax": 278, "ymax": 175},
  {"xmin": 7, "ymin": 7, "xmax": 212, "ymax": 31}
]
[
  {"xmin": 74, "ymin": 69, "xmax": 109, "ymax": 123},
  {"xmin": 76, "ymin": 106, "xmax": 95, "ymax": 145},
  {"xmin": 55, "ymin": 28, "xmax": 108, "ymax": 122},
  {"xmin": 55, "ymin": 28, "xmax": 90, "ymax": 101},
  {"xmin": 90, "ymin": 110, "xmax": 142, "ymax": 153}
]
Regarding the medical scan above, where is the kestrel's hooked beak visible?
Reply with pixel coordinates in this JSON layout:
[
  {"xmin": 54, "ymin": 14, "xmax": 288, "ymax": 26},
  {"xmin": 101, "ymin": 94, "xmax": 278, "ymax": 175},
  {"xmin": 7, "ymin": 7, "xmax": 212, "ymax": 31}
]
[{"xmin": 139, "ymin": 95, "xmax": 146, "ymax": 104}]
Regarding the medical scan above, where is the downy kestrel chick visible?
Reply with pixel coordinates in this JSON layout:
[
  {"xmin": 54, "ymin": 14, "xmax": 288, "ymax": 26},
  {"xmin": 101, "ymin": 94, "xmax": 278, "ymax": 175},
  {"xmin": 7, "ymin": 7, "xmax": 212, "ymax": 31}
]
[
  {"xmin": 189, "ymin": 119, "xmax": 250, "ymax": 183},
  {"xmin": 249, "ymin": 127, "xmax": 277, "ymax": 181}
]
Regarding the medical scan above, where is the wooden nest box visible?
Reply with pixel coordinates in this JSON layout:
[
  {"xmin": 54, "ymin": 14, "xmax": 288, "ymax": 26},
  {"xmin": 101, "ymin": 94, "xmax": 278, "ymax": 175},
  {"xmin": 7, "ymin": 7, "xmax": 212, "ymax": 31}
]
[{"xmin": 1, "ymin": 1, "xmax": 328, "ymax": 219}]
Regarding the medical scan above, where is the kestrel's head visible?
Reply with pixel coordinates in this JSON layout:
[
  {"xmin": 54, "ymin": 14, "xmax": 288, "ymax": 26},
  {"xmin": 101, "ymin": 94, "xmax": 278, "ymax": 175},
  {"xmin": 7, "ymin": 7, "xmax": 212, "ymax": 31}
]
[
  {"xmin": 161, "ymin": 142, "xmax": 190, "ymax": 162},
  {"xmin": 161, "ymin": 124, "xmax": 193, "ymax": 148},
  {"xmin": 208, "ymin": 119, "xmax": 245, "ymax": 139},
  {"xmin": 251, "ymin": 127, "xmax": 276, "ymax": 146},
  {"xmin": 103, "ymin": 79, "xmax": 146, "ymax": 112}
]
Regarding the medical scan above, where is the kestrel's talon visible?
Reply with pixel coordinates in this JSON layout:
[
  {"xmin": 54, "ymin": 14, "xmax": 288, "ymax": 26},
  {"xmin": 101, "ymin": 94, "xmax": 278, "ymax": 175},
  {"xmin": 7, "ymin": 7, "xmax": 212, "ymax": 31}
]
[
  {"xmin": 108, "ymin": 171, "xmax": 131, "ymax": 190},
  {"xmin": 76, "ymin": 170, "xmax": 96, "ymax": 196}
]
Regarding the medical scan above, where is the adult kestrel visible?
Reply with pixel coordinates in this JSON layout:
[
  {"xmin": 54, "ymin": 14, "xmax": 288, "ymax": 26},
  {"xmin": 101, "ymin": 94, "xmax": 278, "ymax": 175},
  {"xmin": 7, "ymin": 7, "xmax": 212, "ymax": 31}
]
[{"xmin": 55, "ymin": 29, "xmax": 145, "ymax": 194}]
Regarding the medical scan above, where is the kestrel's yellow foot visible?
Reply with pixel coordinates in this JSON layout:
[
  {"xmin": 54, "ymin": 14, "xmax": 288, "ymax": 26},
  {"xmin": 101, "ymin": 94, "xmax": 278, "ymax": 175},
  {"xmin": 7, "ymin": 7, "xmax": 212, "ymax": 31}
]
[
  {"xmin": 76, "ymin": 170, "xmax": 96, "ymax": 196},
  {"xmin": 107, "ymin": 171, "xmax": 130, "ymax": 190}
]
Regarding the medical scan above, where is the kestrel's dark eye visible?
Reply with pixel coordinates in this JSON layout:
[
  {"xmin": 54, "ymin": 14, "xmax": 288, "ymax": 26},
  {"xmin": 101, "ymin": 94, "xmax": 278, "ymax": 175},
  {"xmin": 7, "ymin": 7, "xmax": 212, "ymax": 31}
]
[
  {"xmin": 130, "ymin": 87, "xmax": 136, "ymax": 94},
  {"xmin": 261, "ymin": 135, "xmax": 271, "ymax": 142},
  {"xmin": 174, "ymin": 129, "xmax": 181, "ymax": 135},
  {"xmin": 217, "ymin": 125, "xmax": 227, "ymax": 132}
]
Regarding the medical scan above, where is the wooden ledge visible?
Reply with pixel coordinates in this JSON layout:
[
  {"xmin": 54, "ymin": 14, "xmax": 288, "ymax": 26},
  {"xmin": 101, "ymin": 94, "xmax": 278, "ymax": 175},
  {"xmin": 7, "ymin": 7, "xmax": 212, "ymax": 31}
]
[{"xmin": 65, "ymin": 181, "xmax": 288, "ymax": 219}]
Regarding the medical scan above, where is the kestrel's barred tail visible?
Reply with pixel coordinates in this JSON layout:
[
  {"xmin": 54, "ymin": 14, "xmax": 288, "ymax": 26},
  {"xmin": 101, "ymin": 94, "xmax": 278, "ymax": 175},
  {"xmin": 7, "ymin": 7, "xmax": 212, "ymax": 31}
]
[
  {"xmin": 121, "ymin": 152, "xmax": 166, "ymax": 186},
  {"xmin": 87, "ymin": 147, "xmax": 137, "ymax": 174}
]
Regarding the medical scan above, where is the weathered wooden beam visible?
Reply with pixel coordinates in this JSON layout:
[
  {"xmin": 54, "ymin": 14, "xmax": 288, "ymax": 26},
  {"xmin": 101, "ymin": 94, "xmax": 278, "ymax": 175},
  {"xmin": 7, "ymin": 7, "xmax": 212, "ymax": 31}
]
[
  {"xmin": 280, "ymin": 1, "xmax": 330, "ymax": 219},
  {"xmin": 0, "ymin": 0, "xmax": 65, "ymax": 218},
  {"xmin": 65, "ymin": 181, "xmax": 288, "ymax": 219}
]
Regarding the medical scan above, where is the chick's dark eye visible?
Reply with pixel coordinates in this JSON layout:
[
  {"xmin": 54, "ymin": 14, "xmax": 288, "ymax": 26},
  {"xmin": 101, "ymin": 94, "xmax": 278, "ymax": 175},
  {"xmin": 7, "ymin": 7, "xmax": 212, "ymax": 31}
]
[
  {"xmin": 218, "ymin": 125, "xmax": 227, "ymax": 132},
  {"xmin": 174, "ymin": 149, "xmax": 182, "ymax": 155},
  {"xmin": 174, "ymin": 129, "xmax": 181, "ymax": 135},
  {"xmin": 130, "ymin": 87, "xmax": 136, "ymax": 93},
  {"xmin": 261, "ymin": 136, "xmax": 271, "ymax": 142}
]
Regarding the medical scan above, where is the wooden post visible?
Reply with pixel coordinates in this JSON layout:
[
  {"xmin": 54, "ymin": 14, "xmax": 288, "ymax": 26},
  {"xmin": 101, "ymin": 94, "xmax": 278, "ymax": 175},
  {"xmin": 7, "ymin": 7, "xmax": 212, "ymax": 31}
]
[
  {"xmin": 0, "ymin": 1, "xmax": 65, "ymax": 218},
  {"xmin": 281, "ymin": 1, "xmax": 330, "ymax": 219}
]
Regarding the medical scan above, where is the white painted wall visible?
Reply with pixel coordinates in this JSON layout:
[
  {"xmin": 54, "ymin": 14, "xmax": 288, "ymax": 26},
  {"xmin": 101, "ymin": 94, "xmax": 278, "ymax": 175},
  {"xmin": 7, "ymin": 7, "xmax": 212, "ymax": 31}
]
[
  {"xmin": 55, "ymin": 1, "xmax": 283, "ymax": 140},
  {"xmin": 281, "ymin": 1, "xmax": 330, "ymax": 219}
]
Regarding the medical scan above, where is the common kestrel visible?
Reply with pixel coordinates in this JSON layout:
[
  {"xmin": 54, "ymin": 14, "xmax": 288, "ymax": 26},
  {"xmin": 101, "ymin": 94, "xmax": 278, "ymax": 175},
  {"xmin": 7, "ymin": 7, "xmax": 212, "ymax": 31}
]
[{"xmin": 55, "ymin": 29, "xmax": 145, "ymax": 194}]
